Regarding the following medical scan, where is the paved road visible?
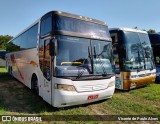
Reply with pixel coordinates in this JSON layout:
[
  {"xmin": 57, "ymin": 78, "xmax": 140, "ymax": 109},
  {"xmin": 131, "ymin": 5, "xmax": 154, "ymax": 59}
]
[{"xmin": 0, "ymin": 59, "xmax": 6, "ymax": 67}]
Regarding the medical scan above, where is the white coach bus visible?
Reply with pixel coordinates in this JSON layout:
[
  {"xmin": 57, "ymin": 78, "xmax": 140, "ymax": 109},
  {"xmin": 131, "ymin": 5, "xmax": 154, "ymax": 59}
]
[{"xmin": 6, "ymin": 11, "xmax": 115, "ymax": 107}]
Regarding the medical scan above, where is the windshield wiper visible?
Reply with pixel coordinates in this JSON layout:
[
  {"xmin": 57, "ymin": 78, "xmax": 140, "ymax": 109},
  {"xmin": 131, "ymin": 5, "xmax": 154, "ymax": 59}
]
[
  {"xmin": 94, "ymin": 46, "xmax": 107, "ymax": 77},
  {"xmin": 76, "ymin": 67, "xmax": 86, "ymax": 79},
  {"xmin": 76, "ymin": 46, "xmax": 92, "ymax": 79}
]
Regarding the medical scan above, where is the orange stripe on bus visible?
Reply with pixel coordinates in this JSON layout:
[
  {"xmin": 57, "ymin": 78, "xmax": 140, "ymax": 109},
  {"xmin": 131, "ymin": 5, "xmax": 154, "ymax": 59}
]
[
  {"xmin": 10, "ymin": 54, "xmax": 24, "ymax": 81},
  {"xmin": 30, "ymin": 61, "xmax": 38, "ymax": 67}
]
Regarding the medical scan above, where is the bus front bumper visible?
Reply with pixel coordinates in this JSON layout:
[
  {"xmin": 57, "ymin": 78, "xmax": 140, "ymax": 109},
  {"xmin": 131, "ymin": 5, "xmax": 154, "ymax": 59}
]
[
  {"xmin": 123, "ymin": 75, "xmax": 156, "ymax": 90},
  {"xmin": 52, "ymin": 85, "xmax": 115, "ymax": 108}
]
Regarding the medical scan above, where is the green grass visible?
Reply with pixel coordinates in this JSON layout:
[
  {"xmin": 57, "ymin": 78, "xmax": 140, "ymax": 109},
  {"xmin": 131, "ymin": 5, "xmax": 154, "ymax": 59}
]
[
  {"xmin": 101, "ymin": 91, "xmax": 160, "ymax": 115},
  {"xmin": 129, "ymin": 84, "xmax": 160, "ymax": 100},
  {"xmin": 0, "ymin": 67, "xmax": 7, "ymax": 73},
  {"xmin": 0, "ymin": 69, "xmax": 160, "ymax": 123}
]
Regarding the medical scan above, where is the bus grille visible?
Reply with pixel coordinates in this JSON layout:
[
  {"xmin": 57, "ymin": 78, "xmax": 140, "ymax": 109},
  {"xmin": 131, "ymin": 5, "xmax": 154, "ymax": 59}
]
[
  {"xmin": 146, "ymin": 73, "xmax": 151, "ymax": 76},
  {"xmin": 138, "ymin": 74, "xmax": 145, "ymax": 77},
  {"xmin": 76, "ymin": 84, "xmax": 107, "ymax": 92}
]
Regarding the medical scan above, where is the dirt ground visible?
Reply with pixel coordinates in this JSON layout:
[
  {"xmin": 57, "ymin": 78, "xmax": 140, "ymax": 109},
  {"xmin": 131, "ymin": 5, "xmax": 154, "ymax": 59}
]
[
  {"xmin": 0, "ymin": 74, "xmax": 50, "ymax": 114},
  {"xmin": 0, "ymin": 72, "xmax": 160, "ymax": 124}
]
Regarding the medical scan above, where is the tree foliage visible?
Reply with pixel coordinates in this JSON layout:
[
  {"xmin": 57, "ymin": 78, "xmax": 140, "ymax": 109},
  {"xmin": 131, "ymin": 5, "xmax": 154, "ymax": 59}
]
[
  {"xmin": 0, "ymin": 35, "xmax": 13, "ymax": 50},
  {"xmin": 147, "ymin": 29, "xmax": 156, "ymax": 34},
  {"xmin": 134, "ymin": 27, "xmax": 157, "ymax": 34}
]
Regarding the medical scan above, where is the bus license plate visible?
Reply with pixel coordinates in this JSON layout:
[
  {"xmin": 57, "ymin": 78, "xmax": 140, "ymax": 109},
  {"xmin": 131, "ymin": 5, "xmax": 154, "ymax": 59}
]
[{"xmin": 88, "ymin": 95, "xmax": 99, "ymax": 100}]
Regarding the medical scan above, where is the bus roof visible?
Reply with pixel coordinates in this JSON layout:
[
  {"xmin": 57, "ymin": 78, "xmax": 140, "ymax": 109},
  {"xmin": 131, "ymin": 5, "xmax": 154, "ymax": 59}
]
[
  {"xmin": 8, "ymin": 11, "xmax": 108, "ymax": 44},
  {"xmin": 42, "ymin": 11, "xmax": 107, "ymax": 26},
  {"xmin": 109, "ymin": 28, "xmax": 147, "ymax": 34}
]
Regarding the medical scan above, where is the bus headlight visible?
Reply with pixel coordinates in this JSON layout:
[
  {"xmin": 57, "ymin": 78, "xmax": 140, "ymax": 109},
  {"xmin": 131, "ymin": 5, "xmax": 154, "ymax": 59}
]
[
  {"xmin": 107, "ymin": 81, "xmax": 115, "ymax": 88},
  {"xmin": 54, "ymin": 84, "xmax": 76, "ymax": 91}
]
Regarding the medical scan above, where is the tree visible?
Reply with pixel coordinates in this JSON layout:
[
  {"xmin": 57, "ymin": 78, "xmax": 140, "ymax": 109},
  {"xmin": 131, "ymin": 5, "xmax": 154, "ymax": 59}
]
[
  {"xmin": 0, "ymin": 35, "xmax": 13, "ymax": 50},
  {"xmin": 147, "ymin": 29, "xmax": 156, "ymax": 34},
  {"xmin": 134, "ymin": 26, "xmax": 138, "ymax": 29},
  {"xmin": 133, "ymin": 27, "xmax": 157, "ymax": 34}
]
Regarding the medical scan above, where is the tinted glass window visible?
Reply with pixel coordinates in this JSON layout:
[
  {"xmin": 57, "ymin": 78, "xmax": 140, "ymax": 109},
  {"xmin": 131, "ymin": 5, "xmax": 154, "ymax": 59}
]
[
  {"xmin": 27, "ymin": 24, "xmax": 38, "ymax": 48},
  {"xmin": 120, "ymin": 31, "xmax": 155, "ymax": 71},
  {"xmin": 54, "ymin": 15, "xmax": 110, "ymax": 40},
  {"xmin": 122, "ymin": 31, "xmax": 145, "ymax": 71},
  {"xmin": 149, "ymin": 34, "xmax": 160, "ymax": 65},
  {"xmin": 55, "ymin": 35, "xmax": 113, "ymax": 77},
  {"xmin": 41, "ymin": 16, "xmax": 52, "ymax": 36},
  {"xmin": 149, "ymin": 34, "xmax": 160, "ymax": 45},
  {"xmin": 56, "ymin": 36, "xmax": 90, "ymax": 66},
  {"xmin": 7, "ymin": 24, "xmax": 38, "ymax": 52},
  {"xmin": 92, "ymin": 40, "xmax": 113, "ymax": 74}
]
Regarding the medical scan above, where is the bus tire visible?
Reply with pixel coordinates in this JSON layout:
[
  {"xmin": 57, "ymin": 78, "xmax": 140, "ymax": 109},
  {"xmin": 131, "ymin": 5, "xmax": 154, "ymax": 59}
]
[{"xmin": 31, "ymin": 74, "xmax": 39, "ymax": 95}]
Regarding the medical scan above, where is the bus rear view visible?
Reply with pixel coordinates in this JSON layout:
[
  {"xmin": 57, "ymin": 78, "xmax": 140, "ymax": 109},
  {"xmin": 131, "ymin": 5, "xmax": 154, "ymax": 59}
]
[{"xmin": 110, "ymin": 28, "xmax": 156, "ymax": 90}]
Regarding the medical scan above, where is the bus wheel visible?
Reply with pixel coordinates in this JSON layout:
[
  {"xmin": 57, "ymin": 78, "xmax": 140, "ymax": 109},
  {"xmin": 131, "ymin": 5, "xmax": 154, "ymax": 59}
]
[{"xmin": 31, "ymin": 75, "xmax": 39, "ymax": 95}]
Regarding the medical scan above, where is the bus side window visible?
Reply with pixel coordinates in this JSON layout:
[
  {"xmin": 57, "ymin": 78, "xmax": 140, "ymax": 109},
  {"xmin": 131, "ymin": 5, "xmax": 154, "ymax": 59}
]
[{"xmin": 40, "ymin": 15, "xmax": 52, "ymax": 37}]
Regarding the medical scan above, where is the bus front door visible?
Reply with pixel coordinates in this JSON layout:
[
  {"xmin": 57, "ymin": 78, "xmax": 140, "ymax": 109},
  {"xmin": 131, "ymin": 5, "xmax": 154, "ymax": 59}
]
[
  {"xmin": 111, "ymin": 33, "xmax": 122, "ymax": 89},
  {"xmin": 40, "ymin": 38, "xmax": 52, "ymax": 104}
]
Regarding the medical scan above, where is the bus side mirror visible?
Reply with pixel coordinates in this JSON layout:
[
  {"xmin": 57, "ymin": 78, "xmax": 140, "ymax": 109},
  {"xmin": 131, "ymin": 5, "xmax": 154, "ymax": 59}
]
[{"xmin": 49, "ymin": 38, "xmax": 57, "ymax": 56}]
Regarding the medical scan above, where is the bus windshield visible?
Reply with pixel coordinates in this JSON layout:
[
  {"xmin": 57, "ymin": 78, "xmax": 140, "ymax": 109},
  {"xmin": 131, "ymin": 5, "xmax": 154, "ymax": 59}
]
[
  {"xmin": 122, "ymin": 31, "xmax": 154, "ymax": 71},
  {"xmin": 54, "ymin": 15, "xmax": 110, "ymax": 40},
  {"xmin": 139, "ymin": 33, "xmax": 155, "ymax": 70},
  {"xmin": 55, "ymin": 35, "xmax": 113, "ymax": 77}
]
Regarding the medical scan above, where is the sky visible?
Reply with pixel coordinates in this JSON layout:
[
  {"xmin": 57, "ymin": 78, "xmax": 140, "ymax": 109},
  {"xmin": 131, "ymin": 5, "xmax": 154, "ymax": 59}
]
[{"xmin": 0, "ymin": 0, "xmax": 160, "ymax": 37}]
